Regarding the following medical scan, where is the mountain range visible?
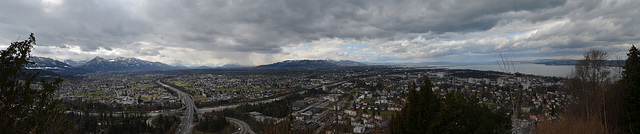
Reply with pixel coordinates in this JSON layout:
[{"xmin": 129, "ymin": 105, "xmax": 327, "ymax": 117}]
[
  {"xmin": 25, "ymin": 57, "xmax": 370, "ymax": 76},
  {"xmin": 256, "ymin": 59, "xmax": 367, "ymax": 69},
  {"xmin": 77, "ymin": 56, "xmax": 180, "ymax": 72},
  {"xmin": 24, "ymin": 56, "xmax": 180, "ymax": 75},
  {"xmin": 25, "ymin": 57, "xmax": 93, "ymax": 75},
  {"xmin": 526, "ymin": 59, "xmax": 625, "ymax": 67},
  {"xmin": 30, "ymin": 56, "xmax": 627, "ymax": 77}
]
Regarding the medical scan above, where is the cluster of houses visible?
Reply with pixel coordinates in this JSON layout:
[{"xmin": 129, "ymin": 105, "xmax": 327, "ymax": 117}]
[{"xmin": 337, "ymin": 109, "xmax": 390, "ymax": 133}]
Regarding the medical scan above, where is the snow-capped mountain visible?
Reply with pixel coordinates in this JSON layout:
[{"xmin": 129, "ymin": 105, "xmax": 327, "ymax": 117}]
[
  {"xmin": 25, "ymin": 57, "xmax": 93, "ymax": 75},
  {"xmin": 63, "ymin": 59, "xmax": 90, "ymax": 67},
  {"xmin": 27, "ymin": 57, "xmax": 72, "ymax": 69},
  {"xmin": 77, "ymin": 56, "xmax": 181, "ymax": 72}
]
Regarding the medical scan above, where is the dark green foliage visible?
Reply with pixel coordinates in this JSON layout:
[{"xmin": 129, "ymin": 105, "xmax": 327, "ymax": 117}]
[
  {"xmin": 0, "ymin": 33, "xmax": 75, "ymax": 133},
  {"xmin": 391, "ymin": 77, "xmax": 441, "ymax": 134},
  {"xmin": 390, "ymin": 77, "xmax": 511, "ymax": 134},
  {"xmin": 153, "ymin": 114, "xmax": 179, "ymax": 133},
  {"xmin": 196, "ymin": 114, "xmax": 229, "ymax": 133},
  {"xmin": 65, "ymin": 112, "xmax": 178, "ymax": 134},
  {"xmin": 436, "ymin": 93, "xmax": 511, "ymax": 134},
  {"xmin": 622, "ymin": 45, "xmax": 640, "ymax": 133},
  {"xmin": 106, "ymin": 113, "xmax": 156, "ymax": 134},
  {"xmin": 237, "ymin": 93, "xmax": 303, "ymax": 118},
  {"xmin": 62, "ymin": 100, "xmax": 181, "ymax": 112},
  {"xmin": 81, "ymin": 116, "xmax": 98, "ymax": 133}
]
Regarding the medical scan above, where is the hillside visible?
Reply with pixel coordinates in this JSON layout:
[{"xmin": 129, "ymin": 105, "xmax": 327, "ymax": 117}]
[
  {"xmin": 26, "ymin": 57, "xmax": 93, "ymax": 75},
  {"xmin": 77, "ymin": 56, "xmax": 180, "ymax": 72},
  {"xmin": 256, "ymin": 59, "xmax": 367, "ymax": 69}
]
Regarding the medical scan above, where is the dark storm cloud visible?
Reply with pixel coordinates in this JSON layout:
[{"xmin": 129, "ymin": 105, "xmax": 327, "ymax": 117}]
[
  {"xmin": 3, "ymin": 0, "xmax": 567, "ymax": 53},
  {"xmin": 2, "ymin": 0, "xmax": 640, "ymax": 65},
  {"xmin": 365, "ymin": 0, "xmax": 566, "ymax": 33},
  {"xmin": 144, "ymin": 0, "xmax": 568, "ymax": 54},
  {"xmin": 0, "ymin": 0, "xmax": 151, "ymax": 52}
]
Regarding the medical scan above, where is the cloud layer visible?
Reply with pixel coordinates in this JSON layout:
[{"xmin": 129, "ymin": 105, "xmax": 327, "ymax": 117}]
[{"xmin": 1, "ymin": 0, "xmax": 639, "ymax": 66}]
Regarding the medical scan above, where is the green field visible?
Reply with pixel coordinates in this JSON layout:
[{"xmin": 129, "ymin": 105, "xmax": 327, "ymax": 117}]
[
  {"xmin": 361, "ymin": 98, "xmax": 374, "ymax": 104},
  {"xmin": 172, "ymin": 81, "xmax": 192, "ymax": 87},
  {"xmin": 380, "ymin": 110, "xmax": 398, "ymax": 116},
  {"xmin": 195, "ymin": 98, "xmax": 209, "ymax": 102},
  {"xmin": 135, "ymin": 95, "xmax": 150, "ymax": 99}
]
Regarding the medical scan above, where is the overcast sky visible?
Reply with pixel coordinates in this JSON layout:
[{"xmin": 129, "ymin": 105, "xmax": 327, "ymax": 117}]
[{"xmin": 1, "ymin": 0, "xmax": 639, "ymax": 66}]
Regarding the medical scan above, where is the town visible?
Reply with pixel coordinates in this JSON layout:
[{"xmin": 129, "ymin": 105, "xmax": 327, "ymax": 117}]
[{"xmin": 55, "ymin": 65, "xmax": 567, "ymax": 133}]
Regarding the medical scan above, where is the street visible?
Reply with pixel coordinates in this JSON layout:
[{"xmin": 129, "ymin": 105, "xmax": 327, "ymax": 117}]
[
  {"xmin": 157, "ymin": 81, "xmax": 196, "ymax": 134},
  {"xmin": 228, "ymin": 117, "xmax": 257, "ymax": 134}
]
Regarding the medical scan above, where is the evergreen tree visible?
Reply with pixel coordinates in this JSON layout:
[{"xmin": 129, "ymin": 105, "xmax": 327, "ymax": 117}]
[
  {"xmin": 431, "ymin": 92, "xmax": 465, "ymax": 133},
  {"xmin": 390, "ymin": 76, "xmax": 510, "ymax": 134},
  {"xmin": 623, "ymin": 45, "xmax": 640, "ymax": 133},
  {"xmin": 391, "ymin": 77, "xmax": 442, "ymax": 134},
  {"xmin": 0, "ymin": 33, "xmax": 75, "ymax": 133}
]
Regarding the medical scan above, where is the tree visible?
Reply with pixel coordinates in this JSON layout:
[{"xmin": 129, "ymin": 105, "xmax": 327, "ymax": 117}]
[
  {"xmin": 390, "ymin": 76, "xmax": 510, "ymax": 134},
  {"xmin": 574, "ymin": 49, "xmax": 611, "ymax": 90},
  {"xmin": 196, "ymin": 114, "xmax": 229, "ymax": 133},
  {"xmin": 563, "ymin": 49, "xmax": 613, "ymax": 119},
  {"xmin": 622, "ymin": 45, "xmax": 640, "ymax": 133},
  {"xmin": 0, "ymin": 33, "xmax": 75, "ymax": 133},
  {"xmin": 391, "ymin": 77, "xmax": 441, "ymax": 134},
  {"xmin": 538, "ymin": 48, "xmax": 624, "ymax": 133}
]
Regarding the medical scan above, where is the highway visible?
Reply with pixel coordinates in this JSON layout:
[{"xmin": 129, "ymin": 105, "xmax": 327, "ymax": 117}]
[
  {"xmin": 155, "ymin": 79, "xmax": 350, "ymax": 134},
  {"xmin": 228, "ymin": 117, "xmax": 257, "ymax": 134},
  {"xmin": 157, "ymin": 81, "xmax": 197, "ymax": 134}
]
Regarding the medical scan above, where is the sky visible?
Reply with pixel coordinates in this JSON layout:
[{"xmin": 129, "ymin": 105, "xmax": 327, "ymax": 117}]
[{"xmin": 1, "ymin": 0, "xmax": 639, "ymax": 66}]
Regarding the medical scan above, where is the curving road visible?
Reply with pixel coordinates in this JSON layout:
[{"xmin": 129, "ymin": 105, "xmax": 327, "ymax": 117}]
[
  {"xmin": 157, "ymin": 81, "xmax": 197, "ymax": 134},
  {"xmin": 228, "ymin": 117, "xmax": 256, "ymax": 134}
]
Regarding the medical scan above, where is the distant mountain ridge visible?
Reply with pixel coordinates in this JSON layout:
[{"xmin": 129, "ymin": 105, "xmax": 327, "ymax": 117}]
[
  {"xmin": 27, "ymin": 57, "xmax": 72, "ymax": 69},
  {"xmin": 63, "ymin": 59, "xmax": 89, "ymax": 67},
  {"xmin": 219, "ymin": 64, "xmax": 252, "ymax": 68},
  {"xmin": 25, "ymin": 57, "xmax": 93, "ymax": 75},
  {"xmin": 527, "ymin": 59, "xmax": 625, "ymax": 67},
  {"xmin": 256, "ymin": 59, "xmax": 367, "ymax": 69},
  {"xmin": 78, "ymin": 56, "xmax": 180, "ymax": 72}
]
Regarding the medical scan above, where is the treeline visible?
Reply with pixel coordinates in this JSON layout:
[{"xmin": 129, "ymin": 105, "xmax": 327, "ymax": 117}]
[
  {"xmin": 448, "ymin": 70, "xmax": 503, "ymax": 79},
  {"xmin": 390, "ymin": 77, "xmax": 511, "ymax": 134},
  {"xmin": 105, "ymin": 113, "xmax": 155, "ymax": 134},
  {"xmin": 65, "ymin": 112, "xmax": 178, "ymax": 134},
  {"xmin": 63, "ymin": 100, "xmax": 181, "ymax": 112},
  {"xmin": 196, "ymin": 113, "xmax": 229, "ymax": 133},
  {"xmin": 152, "ymin": 115, "xmax": 179, "ymax": 133},
  {"xmin": 263, "ymin": 119, "xmax": 314, "ymax": 134},
  {"xmin": 236, "ymin": 93, "xmax": 303, "ymax": 118}
]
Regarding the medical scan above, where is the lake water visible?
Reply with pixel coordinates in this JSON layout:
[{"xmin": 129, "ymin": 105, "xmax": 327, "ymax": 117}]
[{"xmin": 433, "ymin": 63, "xmax": 576, "ymax": 78}]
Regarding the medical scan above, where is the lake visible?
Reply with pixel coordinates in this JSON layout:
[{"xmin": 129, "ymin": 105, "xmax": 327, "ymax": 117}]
[{"xmin": 432, "ymin": 63, "xmax": 620, "ymax": 78}]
